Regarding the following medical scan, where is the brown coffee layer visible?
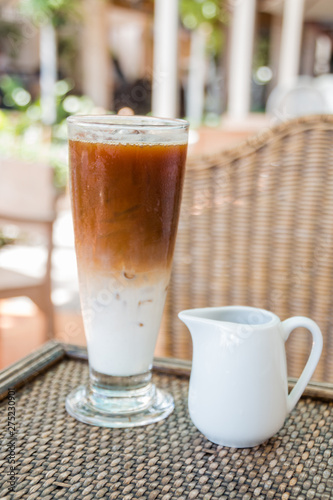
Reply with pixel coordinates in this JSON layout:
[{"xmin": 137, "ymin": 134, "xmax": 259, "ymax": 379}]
[{"xmin": 69, "ymin": 140, "xmax": 187, "ymax": 273}]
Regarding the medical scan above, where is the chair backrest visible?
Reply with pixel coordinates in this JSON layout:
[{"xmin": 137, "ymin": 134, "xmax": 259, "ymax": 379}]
[
  {"xmin": 0, "ymin": 158, "xmax": 58, "ymax": 337},
  {"xmin": 162, "ymin": 115, "xmax": 333, "ymax": 383},
  {"xmin": 0, "ymin": 158, "xmax": 57, "ymax": 223},
  {"xmin": 0, "ymin": 158, "xmax": 58, "ymax": 251}
]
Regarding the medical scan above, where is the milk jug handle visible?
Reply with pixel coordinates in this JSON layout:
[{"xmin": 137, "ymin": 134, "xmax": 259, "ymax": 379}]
[{"xmin": 281, "ymin": 317, "xmax": 323, "ymax": 413}]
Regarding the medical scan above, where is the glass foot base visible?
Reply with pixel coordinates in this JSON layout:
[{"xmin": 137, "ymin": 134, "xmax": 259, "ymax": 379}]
[{"xmin": 66, "ymin": 384, "xmax": 174, "ymax": 428}]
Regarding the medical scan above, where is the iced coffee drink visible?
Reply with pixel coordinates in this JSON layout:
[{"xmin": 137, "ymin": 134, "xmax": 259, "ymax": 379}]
[{"xmin": 66, "ymin": 116, "xmax": 188, "ymax": 427}]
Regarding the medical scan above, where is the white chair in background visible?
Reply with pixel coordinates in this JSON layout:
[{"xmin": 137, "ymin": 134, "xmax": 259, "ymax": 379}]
[
  {"xmin": 0, "ymin": 158, "xmax": 58, "ymax": 338},
  {"xmin": 266, "ymin": 77, "xmax": 327, "ymax": 120}
]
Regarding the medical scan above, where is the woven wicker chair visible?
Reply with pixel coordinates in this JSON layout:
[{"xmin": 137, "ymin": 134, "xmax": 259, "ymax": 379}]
[{"xmin": 160, "ymin": 115, "xmax": 333, "ymax": 384}]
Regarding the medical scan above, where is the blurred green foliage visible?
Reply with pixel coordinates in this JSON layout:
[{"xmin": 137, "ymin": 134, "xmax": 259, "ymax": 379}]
[
  {"xmin": 0, "ymin": 230, "xmax": 15, "ymax": 248},
  {"xmin": 0, "ymin": 75, "xmax": 96, "ymax": 190},
  {"xmin": 253, "ymin": 36, "xmax": 270, "ymax": 71},
  {"xmin": 0, "ymin": 18, "xmax": 22, "ymax": 58},
  {"xmin": 19, "ymin": 0, "xmax": 80, "ymax": 27},
  {"xmin": 179, "ymin": 0, "xmax": 228, "ymax": 55}
]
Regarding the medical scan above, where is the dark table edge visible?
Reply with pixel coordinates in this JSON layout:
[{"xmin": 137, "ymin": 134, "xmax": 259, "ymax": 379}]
[{"xmin": 0, "ymin": 341, "xmax": 332, "ymax": 402}]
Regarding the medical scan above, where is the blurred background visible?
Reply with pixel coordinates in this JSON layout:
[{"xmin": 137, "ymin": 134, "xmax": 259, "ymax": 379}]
[{"xmin": 1, "ymin": 0, "xmax": 333, "ymax": 368}]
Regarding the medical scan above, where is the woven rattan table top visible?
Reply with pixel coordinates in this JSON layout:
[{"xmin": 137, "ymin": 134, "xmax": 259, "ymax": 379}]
[{"xmin": 1, "ymin": 342, "xmax": 333, "ymax": 500}]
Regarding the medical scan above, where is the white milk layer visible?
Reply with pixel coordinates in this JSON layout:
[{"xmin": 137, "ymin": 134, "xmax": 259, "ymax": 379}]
[{"xmin": 79, "ymin": 272, "xmax": 169, "ymax": 376}]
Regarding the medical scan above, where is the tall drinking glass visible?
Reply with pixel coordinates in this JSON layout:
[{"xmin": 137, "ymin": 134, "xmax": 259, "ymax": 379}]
[{"xmin": 66, "ymin": 115, "xmax": 188, "ymax": 427}]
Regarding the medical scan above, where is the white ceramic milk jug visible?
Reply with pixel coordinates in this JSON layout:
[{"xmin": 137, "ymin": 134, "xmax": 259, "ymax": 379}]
[{"xmin": 179, "ymin": 306, "xmax": 323, "ymax": 448}]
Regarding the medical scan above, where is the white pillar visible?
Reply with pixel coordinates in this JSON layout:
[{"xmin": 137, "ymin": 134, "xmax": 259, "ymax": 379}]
[
  {"xmin": 82, "ymin": 0, "xmax": 111, "ymax": 109},
  {"xmin": 152, "ymin": 0, "xmax": 179, "ymax": 118},
  {"xmin": 278, "ymin": 0, "xmax": 305, "ymax": 87},
  {"xmin": 186, "ymin": 27, "xmax": 206, "ymax": 127},
  {"xmin": 40, "ymin": 22, "xmax": 57, "ymax": 125},
  {"xmin": 227, "ymin": 0, "xmax": 256, "ymax": 120}
]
